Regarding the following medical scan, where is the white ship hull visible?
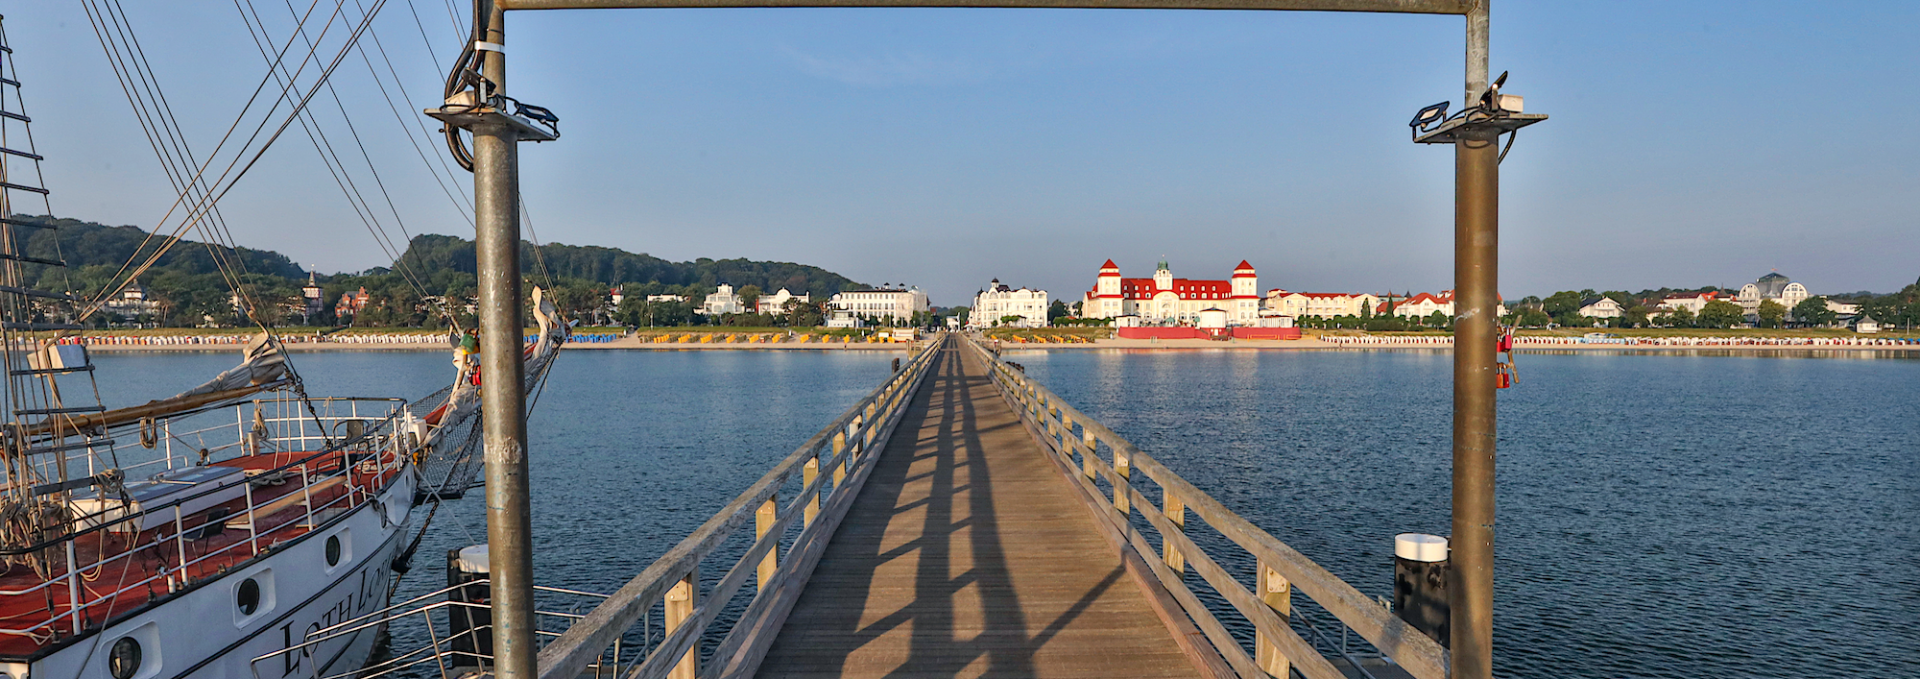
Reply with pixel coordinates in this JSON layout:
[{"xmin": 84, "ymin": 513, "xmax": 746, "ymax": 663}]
[{"xmin": 13, "ymin": 471, "xmax": 416, "ymax": 679}]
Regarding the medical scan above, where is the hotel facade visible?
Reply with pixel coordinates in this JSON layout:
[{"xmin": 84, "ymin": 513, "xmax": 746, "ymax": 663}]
[
  {"xmin": 970, "ymin": 280, "xmax": 1050, "ymax": 329},
  {"xmin": 1081, "ymin": 260, "xmax": 1261, "ymax": 326}
]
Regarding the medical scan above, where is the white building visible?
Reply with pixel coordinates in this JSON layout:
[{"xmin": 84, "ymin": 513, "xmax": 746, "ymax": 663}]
[
  {"xmin": 1657, "ymin": 291, "xmax": 1724, "ymax": 315},
  {"xmin": 701, "ymin": 284, "xmax": 744, "ymax": 316},
  {"xmin": 1737, "ymin": 272, "xmax": 1809, "ymax": 317},
  {"xmin": 104, "ymin": 280, "xmax": 164, "ymax": 322},
  {"xmin": 826, "ymin": 310, "xmax": 863, "ymax": 328},
  {"xmin": 300, "ymin": 273, "xmax": 324, "ymax": 320},
  {"xmin": 646, "ymin": 294, "xmax": 689, "ymax": 304},
  {"xmin": 1578, "ymin": 296, "xmax": 1625, "ymax": 319},
  {"xmin": 1392, "ymin": 291, "xmax": 1456, "ymax": 319},
  {"xmin": 1264, "ymin": 290, "xmax": 1383, "ymax": 319},
  {"xmin": 830, "ymin": 287, "xmax": 930, "ymax": 323},
  {"xmin": 755, "ymin": 288, "xmax": 811, "ymax": 315},
  {"xmin": 1083, "ymin": 260, "xmax": 1260, "ymax": 326},
  {"xmin": 970, "ymin": 279, "xmax": 1050, "ymax": 329}
]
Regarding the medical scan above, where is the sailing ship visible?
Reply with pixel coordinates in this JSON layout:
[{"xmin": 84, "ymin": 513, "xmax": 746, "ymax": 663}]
[{"xmin": 0, "ymin": 15, "xmax": 570, "ymax": 679}]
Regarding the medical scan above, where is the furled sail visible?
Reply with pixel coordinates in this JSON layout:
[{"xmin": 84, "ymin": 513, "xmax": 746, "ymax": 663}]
[{"xmin": 26, "ymin": 335, "xmax": 290, "ymax": 438}]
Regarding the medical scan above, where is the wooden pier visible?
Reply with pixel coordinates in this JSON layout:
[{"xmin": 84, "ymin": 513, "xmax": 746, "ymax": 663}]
[
  {"xmin": 535, "ymin": 334, "xmax": 1448, "ymax": 679},
  {"xmin": 757, "ymin": 345, "xmax": 1198, "ymax": 678}
]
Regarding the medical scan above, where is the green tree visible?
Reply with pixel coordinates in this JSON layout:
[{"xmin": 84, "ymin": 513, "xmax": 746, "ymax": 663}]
[
  {"xmin": 1696, "ymin": 299, "xmax": 1745, "ymax": 328},
  {"xmin": 1791, "ymin": 296, "xmax": 1836, "ymax": 327},
  {"xmin": 1047, "ymin": 300, "xmax": 1069, "ymax": 324},
  {"xmin": 998, "ymin": 315, "xmax": 1024, "ymax": 326},
  {"xmin": 1360, "ymin": 301, "xmax": 1372, "ymax": 319},
  {"xmin": 1426, "ymin": 310, "xmax": 1450, "ymax": 328},
  {"xmin": 1516, "ymin": 308, "xmax": 1552, "ymax": 327},
  {"xmin": 1756, "ymin": 300, "xmax": 1787, "ymax": 328},
  {"xmin": 1541, "ymin": 291, "xmax": 1583, "ymax": 324},
  {"xmin": 784, "ymin": 298, "xmax": 826, "ymax": 328},
  {"xmin": 1667, "ymin": 306, "xmax": 1696, "ymax": 328},
  {"xmin": 736, "ymin": 284, "xmax": 763, "ymax": 313}
]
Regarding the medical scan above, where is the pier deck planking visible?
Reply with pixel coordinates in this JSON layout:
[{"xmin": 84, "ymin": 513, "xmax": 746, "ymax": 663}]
[{"xmin": 756, "ymin": 347, "xmax": 1197, "ymax": 678}]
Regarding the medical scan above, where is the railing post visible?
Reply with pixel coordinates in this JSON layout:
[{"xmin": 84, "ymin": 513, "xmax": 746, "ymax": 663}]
[
  {"xmin": 1163, "ymin": 492, "xmax": 1186, "ymax": 575},
  {"xmin": 1111, "ymin": 449, "xmax": 1131, "ymax": 515},
  {"xmin": 65, "ymin": 540, "xmax": 81, "ymax": 633},
  {"xmin": 802, "ymin": 458, "xmax": 821, "ymax": 526},
  {"xmin": 863, "ymin": 402, "xmax": 879, "ymax": 447},
  {"xmin": 756, "ymin": 495, "xmax": 778, "ymax": 590},
  {"xmin": 1256, "ymin": 561, "xmax": 1292, "ymax": 678},
  {"xmin": 665, "ymin": 569, "xmax": 698, "ymax": 679},
  {"xmin": 300, "ymin": 466, "xmax": 315, "ymax": 529},
  {"xmin": 244, "ymin": 480, "xmax": 260, "ymax": 555},
  {"xmin": 1082, "ymin": 431, "xmax": 1098, "ymax": 481},
  {"xmin": 831, "ymin": 432, "xmax": 847, "ymax": 488},
  {"xmin": 174, "ymin": 505, "xmax": 189, "ymax": 583}
]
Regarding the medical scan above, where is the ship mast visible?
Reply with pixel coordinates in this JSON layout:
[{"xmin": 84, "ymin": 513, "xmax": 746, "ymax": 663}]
[{"xmin": 0, "ymin": 15, "xmax": 114, "ymax": 521}]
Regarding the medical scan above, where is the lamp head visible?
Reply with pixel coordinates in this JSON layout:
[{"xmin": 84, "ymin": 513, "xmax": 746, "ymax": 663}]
[
  {"xmin": 1410, "ymin": 101, "xmax": 1450, "ymax": 130},
  {"xmin": 1479, "ymin": 71, "xmax": 1510, "ymax": 110}
]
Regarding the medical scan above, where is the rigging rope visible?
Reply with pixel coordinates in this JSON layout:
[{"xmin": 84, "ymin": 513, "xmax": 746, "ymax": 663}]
[{"xmin": 79, "ymin": 0, "xmax": 385, "ymax": 322}]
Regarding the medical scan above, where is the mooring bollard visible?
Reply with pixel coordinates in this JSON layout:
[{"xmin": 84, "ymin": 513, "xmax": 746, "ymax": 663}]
[
  {"xmin": 447, "ymin": 545, "xmax": 493, "ymax": 671},
  {"xmin": 1393, "ymin": 533, "xmax": 1450, "ymax": 646}
]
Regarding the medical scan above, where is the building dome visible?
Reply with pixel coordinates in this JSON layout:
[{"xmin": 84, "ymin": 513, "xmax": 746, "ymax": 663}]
[{"xmin": 1754, "ymin": 272, "xmax": 1791, "ymax": 298}]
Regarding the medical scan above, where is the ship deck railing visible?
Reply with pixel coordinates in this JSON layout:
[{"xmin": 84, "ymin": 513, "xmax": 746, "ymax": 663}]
[
  {"xmin": 248, "ymin": 581, "xmax": 618, "ymax": 679},
  {"xmin": 0, "ymin": 397, "xmax": 414, "ymax": 649}
]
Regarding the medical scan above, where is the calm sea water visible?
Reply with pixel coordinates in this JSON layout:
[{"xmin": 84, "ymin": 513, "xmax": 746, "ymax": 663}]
[{"xmin": 89, "ymin": 347, "xmax": 1919, "ymax": 678}]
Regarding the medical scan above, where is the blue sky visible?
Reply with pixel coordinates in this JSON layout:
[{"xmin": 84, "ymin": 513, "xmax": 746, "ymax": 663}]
[{"xmin": 7, "ymin": 1, "xmax": 1916, "ymax": 306}]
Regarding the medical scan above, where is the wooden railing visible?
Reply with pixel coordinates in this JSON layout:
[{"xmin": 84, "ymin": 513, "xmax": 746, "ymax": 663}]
[
  {"xmin": 536, "ymin": 334, "xmax": 944, "ymax": 679},
  {"xmin": 964, "ymin": 336, "xmax": 1451, "ymax": 679}
]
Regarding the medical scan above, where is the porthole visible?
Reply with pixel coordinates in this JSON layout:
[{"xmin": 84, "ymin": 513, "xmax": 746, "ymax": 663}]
[
  {"xmin": 326, "ymin": 535, "xmax": 342, "ymax": 566},
  {"xmin": 108, "ymin": 637, "xmax": 142, "ymax": 679},
  {"xmin": 237, "ymin": 578, "xmax": 261, "ymax": 615}
]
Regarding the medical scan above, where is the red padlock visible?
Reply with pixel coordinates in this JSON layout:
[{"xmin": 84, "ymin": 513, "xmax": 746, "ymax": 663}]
[
  {"xmin": 1497, "ymin": 329, "xmax": 1514, "ymax": 353},
  {"xmin": 1495, "ymin": 362, "xmax": 1514, "ymax": 389}
]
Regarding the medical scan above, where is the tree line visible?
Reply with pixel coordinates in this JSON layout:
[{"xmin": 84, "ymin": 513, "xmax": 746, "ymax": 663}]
[
  {"xmin": 12, "ymin": 216, "xmax": 866, "ymax": 329},
  {"xmin": 1504, "ymin": 281, "xmax": 1920, "ymax": 330}
]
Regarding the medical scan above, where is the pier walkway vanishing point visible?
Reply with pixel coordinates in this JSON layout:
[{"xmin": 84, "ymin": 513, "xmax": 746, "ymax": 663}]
[
  {"xmin": 328, "ymin": 333, "xmax": 1447, "ymax": 679},
  {"xmin": 756, "ymin": 341, "xmax": 1196, "ymax": 678}
]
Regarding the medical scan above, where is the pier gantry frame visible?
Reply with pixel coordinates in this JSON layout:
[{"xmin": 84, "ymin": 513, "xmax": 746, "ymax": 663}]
[{"xmin": 456, "ymin": 2, "xmax": 1523, "ymax": 678}]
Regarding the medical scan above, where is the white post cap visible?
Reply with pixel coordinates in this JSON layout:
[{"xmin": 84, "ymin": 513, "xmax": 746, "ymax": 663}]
[
  {"xmin": 456, "ymin": 544, "xmax": 490, "ymax": 574},
  {"xmin": 1394, "ymin": 533, "xmax": 1449, "ymax": 563}
]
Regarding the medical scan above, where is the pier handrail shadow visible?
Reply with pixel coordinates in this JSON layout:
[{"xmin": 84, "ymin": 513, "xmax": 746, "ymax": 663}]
[
  {"xmin": 962, "ymin": 335, "xmax": 1452, "ymax": 679},
  {"xmin": 536, "ymin": 335, "xmax": 946, "ymax": 679}
]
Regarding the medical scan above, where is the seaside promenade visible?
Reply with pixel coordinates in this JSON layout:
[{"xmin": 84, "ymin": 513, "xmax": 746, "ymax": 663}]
[{"xmin": 51, "ymin": 331, "xmax": 1920, "ymax": 354}]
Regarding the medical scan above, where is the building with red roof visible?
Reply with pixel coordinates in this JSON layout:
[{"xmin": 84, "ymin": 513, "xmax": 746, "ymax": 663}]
[{"xmin": 1083, "ymin": 259, "xmax": 1260, "ymax": 325}]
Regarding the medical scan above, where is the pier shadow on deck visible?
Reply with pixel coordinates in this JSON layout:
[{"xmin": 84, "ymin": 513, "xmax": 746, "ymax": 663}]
[{"xmin": 756, "ymin": 348, "xmax": 1196, "ymax": 679}]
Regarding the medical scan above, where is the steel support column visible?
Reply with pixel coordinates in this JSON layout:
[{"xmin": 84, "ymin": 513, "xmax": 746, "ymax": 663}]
[
  {"xmin": 1450, "ymin": 2, "xmax": 1496, "ymax": 677},
  {"xmin": 473, "ymin": 2, "xmax": 538, "ymax": 679}
]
